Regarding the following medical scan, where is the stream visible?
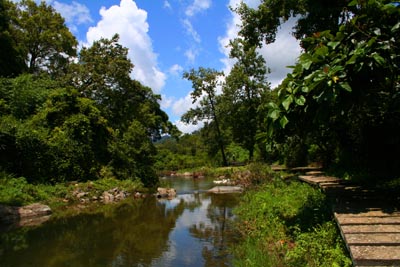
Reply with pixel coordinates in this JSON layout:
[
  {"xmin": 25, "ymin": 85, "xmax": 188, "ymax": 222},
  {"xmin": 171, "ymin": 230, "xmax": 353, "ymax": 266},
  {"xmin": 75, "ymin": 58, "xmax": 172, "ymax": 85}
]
[{"xmin": 0, "ymin": 176, "xmax": 240, "ymax": 267}]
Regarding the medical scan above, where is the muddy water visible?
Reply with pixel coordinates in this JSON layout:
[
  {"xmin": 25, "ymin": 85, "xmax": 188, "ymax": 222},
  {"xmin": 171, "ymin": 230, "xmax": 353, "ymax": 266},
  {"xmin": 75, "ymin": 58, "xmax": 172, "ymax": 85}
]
[{"xmin": 0, "ymin": 176, "xmax": 240, "ymax": 267}]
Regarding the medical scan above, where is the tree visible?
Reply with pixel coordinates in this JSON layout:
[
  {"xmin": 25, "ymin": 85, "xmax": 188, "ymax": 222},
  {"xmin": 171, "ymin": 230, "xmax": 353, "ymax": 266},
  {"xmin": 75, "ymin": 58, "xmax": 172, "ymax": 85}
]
[
  {"xmin": 11, "ymin": 0, "xmax": 77, "ymax": 75},
  {"xmin": 181, "ymin": 67, "xmax": 228, "ymax": 166},
  {"xmin": 222, "ymin": 38, "xmax": 270, "ymax": 159},
  {"xmin": 0, "ymin": 0, "xmax": 25, "ymax": 77},
  {"xmin": 68, "ymin": 35, "xmax": 178, "ymax": 139},
  {"xmin": 234, "ymin": 0, "xmax": 352, "ymax": 49},
  {"xmin": 267, "ymin": 0, "xmax": 400, "ymax": 176}
]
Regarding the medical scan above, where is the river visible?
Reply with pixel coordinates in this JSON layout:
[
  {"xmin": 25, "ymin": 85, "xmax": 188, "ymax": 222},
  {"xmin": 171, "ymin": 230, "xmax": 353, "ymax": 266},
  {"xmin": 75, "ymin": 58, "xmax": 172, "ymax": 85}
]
[{"xmin": 0, "ymin": 176, "xmax": 240, "ymax": 267}]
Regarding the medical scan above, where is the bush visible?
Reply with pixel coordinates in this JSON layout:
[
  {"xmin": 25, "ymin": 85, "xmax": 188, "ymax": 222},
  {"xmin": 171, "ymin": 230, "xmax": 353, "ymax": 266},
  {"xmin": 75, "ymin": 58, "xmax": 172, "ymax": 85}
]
[{"xmin": 232, "ymin": 178, "xmax": 351, "ymax": 266}]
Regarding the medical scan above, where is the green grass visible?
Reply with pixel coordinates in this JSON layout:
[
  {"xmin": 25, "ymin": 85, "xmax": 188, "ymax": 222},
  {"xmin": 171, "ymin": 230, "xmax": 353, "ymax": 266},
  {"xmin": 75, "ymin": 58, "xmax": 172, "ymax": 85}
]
[
  {"xmin": 0, "ymin": 171, "xmax": 143, "ymax": 208},
  {"xmin": 232, "ymin": 177, "xmax": 352, "ymax": 267}
]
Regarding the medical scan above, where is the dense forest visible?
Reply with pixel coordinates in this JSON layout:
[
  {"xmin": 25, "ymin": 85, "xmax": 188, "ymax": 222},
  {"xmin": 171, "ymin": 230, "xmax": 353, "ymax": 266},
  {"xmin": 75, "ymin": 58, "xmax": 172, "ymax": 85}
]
[
  {"xmin": 160, "ymin": 0, "xmax": 400, "ymax": 181},
  {"xmin": 0, "ymin": 0, "xmax": 178, "ymax": 187},
  {"xmin": 1, "ymin": 0, "xmax": 399, "ymax": 190}
]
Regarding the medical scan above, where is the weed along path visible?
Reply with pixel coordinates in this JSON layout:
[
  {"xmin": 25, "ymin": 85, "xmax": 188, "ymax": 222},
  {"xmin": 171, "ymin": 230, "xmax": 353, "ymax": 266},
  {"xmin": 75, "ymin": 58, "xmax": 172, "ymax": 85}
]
[{"xmin": 298, "ymin": 172, "xmax": 400, "ymax": 267}]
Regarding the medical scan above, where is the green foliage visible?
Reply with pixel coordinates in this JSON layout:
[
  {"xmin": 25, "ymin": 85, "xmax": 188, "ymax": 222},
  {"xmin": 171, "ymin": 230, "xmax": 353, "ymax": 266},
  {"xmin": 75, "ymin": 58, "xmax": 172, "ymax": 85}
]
[
  {"xmin": 0, "ymin": 173, "xmax": 70, "ymax": 206},
  {"xmin": 109, "ymin": 120, "xmax": 158, "ymax": 187},
  {"xmin": 233, "ymin": 178, "xmax": 351, "ymax": 266},
  {"xmin": 182, "ymin": 67, "xmax": 228, "ymax": 166},
  {"xmin": 154, "ymin": 133, "xmax": 209, "ymax": 171},
  {"xmin": 0, "ymin": 0, "xmax": 25, "ymax": 77},
  {"xmin": 226, "ymin": 143, "xmax": 249, "ymax": 163},
  {"xmin": 222, "ymin": 38, "xmax": 270, "ymax": 159},
  {"xmin": 235, "ymin": 0, "xmax": 356, "ymax": 49},
  {"xmin": 286, "ymin": 222, "xmax": 352, "ymax": 267},
  {"xmin": 264, "ymin": 0, "xmax": 400, "ymax": 175},
  {"xmin": 10, "ymin": 0, "xmax": 78, "ymax": 75}
]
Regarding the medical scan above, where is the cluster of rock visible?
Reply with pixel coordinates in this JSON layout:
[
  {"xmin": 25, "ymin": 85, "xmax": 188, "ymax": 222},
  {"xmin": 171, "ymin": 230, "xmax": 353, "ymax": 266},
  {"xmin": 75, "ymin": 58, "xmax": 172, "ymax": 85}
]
[
  {"xmin": 0, "ymin": 203, "xmax": 52, "ymax": 228},
  {"xmin": 156, "ymin": 187, "xmax": 177, "ymax": 199},
  {"xmin": 71, "ymin": 187, "xmax": 142, "ymax": 204}
]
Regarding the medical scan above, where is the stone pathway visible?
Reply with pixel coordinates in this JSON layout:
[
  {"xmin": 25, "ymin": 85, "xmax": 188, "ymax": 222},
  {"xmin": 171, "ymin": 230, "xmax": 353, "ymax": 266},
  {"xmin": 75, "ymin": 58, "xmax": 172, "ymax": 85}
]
[{"xmin": 298, "ymin": 173, "xmax": 400, "ymax": 267}]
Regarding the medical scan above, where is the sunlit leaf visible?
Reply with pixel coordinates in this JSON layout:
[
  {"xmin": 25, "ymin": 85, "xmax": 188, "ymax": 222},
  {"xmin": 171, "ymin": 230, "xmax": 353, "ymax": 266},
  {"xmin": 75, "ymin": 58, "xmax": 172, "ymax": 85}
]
[
  {"xmin": 328, "ymin": 41, "xmax": 340, "ymax": 50},
  {"xmin": 282, "ymin": 95, "xmax": 293, "ymax": 111},
  {"xmin": 392, "ymin": 22, "xmax": 400, "ymax": 32},
  {"xmin": 268, "ymin": 109, "xmax": 280, "ymax": 121},
  {"xmin": 279, "ymin": 116, "xmax": 289, "ymax": 128},
  {"xmin": 295, "ymin": 95, "xmax": 306, "ymax": 106}
]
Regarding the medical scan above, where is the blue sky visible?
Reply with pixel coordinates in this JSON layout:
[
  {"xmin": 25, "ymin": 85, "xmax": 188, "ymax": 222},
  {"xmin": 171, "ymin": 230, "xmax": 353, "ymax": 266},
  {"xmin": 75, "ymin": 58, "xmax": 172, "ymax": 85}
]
[{"xmin": 19, "ymin": 0, "xmax": 301, "ymax": 133}]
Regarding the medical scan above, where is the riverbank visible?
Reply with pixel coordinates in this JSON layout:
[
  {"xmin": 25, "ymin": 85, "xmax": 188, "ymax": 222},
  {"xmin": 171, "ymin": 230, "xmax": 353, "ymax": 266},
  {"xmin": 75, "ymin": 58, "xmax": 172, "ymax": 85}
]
[
  {"xmin": 231, "ymin": 174, "xmax": 352, "ymax": 266},
  {"xmin": 0, "ymin": 175, "xmax": 145, "ymax": 210}
]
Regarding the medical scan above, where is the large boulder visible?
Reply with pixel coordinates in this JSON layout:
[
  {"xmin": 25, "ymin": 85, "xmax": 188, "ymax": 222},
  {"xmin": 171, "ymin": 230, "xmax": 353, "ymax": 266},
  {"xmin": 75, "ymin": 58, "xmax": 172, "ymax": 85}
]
[
  {"xmin": 156, "ymin": 187, "xmax": 177, "ymax": 199},
  {"xmin": 0, "ymin": 203, "xmax": 52, "ymax": 226},
  {"xmin": 207, "ymin": 186, "xmax": 243, "ymax": 194}
]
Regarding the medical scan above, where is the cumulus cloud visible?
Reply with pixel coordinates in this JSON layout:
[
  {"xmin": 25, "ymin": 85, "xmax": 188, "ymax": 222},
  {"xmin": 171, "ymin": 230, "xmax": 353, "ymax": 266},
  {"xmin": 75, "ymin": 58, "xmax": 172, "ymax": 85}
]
[
  {"xmin": 219, "ymin": 0, "xmax": 301, "ymax": 89},
  {"xmin": 258, "ymin": 17, "xmax": 301, "ymax": 88},
  {"xmin": 160, "ymin": 94, "xmax": 174, "ymax": 109},
  {"xmin": 54, "ymin": 1, "xmax": 92, "ymax": 24},
  {"xmin": 174, "ymin": 120, "xmax": 204, "ymax": 134},
  {"xmin": 85, "ymin": 0, "xmax": 166, "ymax": 93},
  {"xmin": 172, "ymin": 93, "xmax": 195, "ymax": 117},
  {"xmin": 185, "ymin": 0, "xmax": 211, "ymax": 17}
]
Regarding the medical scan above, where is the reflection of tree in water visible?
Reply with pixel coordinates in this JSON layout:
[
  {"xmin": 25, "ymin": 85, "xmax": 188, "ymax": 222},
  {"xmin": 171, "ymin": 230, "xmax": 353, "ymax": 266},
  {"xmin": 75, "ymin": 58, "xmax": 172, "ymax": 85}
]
[
  {"xmin": 189, "ymin": 193, "xmax": 239, "ymax": 267},
  {"xmin": 0, "ymin": 197, "xmax": 185, "ymax": 267}
]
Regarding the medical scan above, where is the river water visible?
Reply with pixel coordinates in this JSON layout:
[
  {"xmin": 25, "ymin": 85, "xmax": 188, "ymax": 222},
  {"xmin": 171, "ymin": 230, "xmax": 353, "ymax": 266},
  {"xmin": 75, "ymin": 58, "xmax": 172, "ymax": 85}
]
[{"xmin": 0, "ymin": 176, "xmax": 240, "ymax": 267}]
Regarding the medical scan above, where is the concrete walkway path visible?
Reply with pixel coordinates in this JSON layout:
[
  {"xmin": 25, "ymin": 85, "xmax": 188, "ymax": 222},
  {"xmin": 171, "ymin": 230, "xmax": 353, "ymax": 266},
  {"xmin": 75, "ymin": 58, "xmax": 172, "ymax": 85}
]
[{"xmin": 298, "ymin": 173, "xmax": 400, "ymax": 267}]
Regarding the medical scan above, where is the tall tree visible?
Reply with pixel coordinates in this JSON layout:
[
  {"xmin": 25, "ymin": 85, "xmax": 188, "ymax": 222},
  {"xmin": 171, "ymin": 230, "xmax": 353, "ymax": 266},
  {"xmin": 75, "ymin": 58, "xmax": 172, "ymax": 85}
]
[
  {"xmin": 181, "ymin": 67, "xmax": 228, "ymax": 166},
  {"xmin": 267, "ymin": 0, "xmax": 400, "ymax": 176},
  {"xmin": 234, "ymin": 0, "xmax": 351, "ymax": 49},
  {"xmin": 11, "ymin": 0, "xmax": 77, "ymax": 75},
  {"xmin": 68, "ymin": 34, "xmax": 178, "ymax": 138},
  {"xmin": 222, "ymin": 38, "xmax": 270, "ymax": 159},
  {"xmin": 0, "ymin": 0, "xmax": 25, "ymax": 77}
]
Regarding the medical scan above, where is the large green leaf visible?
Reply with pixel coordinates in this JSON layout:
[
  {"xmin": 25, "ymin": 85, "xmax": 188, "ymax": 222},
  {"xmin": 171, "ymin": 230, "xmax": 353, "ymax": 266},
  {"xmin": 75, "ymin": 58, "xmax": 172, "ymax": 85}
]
[
  {"xmin": 295, "ymin": 95, "xmax": 306, "ymax": 106},
  {"xmin": 279, "ymin": 116, "xmax": 289, "ymax": 128},
  {"xmin": 282, "ymin": 95, "xmax": 293, "ymax": 111},
  {"xmin": 268, "ymin": 109, "xmax": 280, "ymax": 121}
]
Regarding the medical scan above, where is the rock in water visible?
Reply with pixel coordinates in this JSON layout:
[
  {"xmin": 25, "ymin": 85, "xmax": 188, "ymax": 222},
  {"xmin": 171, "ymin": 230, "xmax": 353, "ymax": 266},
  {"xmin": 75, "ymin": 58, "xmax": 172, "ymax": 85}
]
[{"xmin": 207, "ymin": 186, "xmax": 243, "ymax": 194}]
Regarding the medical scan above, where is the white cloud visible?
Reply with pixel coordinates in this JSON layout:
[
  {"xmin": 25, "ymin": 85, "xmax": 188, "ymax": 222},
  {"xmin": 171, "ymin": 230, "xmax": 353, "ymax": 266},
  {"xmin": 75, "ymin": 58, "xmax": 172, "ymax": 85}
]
[
  {"xmin": 182, "ymin": 19, "xmax": 201, "ymax": 43},
  {"xmin": 258, "ymin": 17, "xmax": 302, "ymax": 88},
  {"xmin": 174, "ymin": 120, "xmax": 204, "ymax": 134},
  {"xmin": 164, "ymin": 1, "xmax": 172, "ymax": 10},
  {"xmin": 85, "ymin": 0, "xmax": 166, "ymax": 93},
  {"xmin": 184, "ymin": 48, "xmax": 198, "ymax": 63},
  {"xmin": 219, "ymin": 0, "xmax": 301, "ymax": 89},
  {"xmin": 185, "ymin": 0, "xmax": 211, "ymax": 17},
  {"xmin": 172, "ymin": 93, "xmax": 194, "ymax": 117},
  {"xmin": 54, "ymin": 1, "xmax": 93, "ymax": 24},
  {"xmin": 160, "ymin": 94, "xmax": 174, "ymax": 109},
  {"xmin": 169, "ymin": 64, "xmax": 184, "ymax": 76}
]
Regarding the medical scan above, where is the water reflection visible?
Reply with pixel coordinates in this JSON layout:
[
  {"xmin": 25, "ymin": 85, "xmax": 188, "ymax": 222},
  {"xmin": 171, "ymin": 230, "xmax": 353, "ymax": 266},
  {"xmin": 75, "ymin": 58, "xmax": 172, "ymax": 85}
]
[{"xmin": 0, "ymin": 177, "xmax": 239, "ymax": 267}]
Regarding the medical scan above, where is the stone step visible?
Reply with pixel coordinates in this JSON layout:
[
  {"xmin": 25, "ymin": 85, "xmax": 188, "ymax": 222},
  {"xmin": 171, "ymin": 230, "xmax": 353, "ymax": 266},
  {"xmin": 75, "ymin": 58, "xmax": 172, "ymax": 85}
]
[
  {"xmin": 345, "ymin": 233, "xmax": 400, "ymax": 245},
  {"xmin": 341, "ymin": 224, "xmax": 400, "ymax": 234},
  {"xmin": 336, "ymin": 215, "xmax": 400, "ymax": 225},
  {"xmin": 298, "ymin": 175, "xmax": 342, "ymax": 185},
  {"xmin": 350, "ymin": 245, "xmax": 400, "ymax": 266}
]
